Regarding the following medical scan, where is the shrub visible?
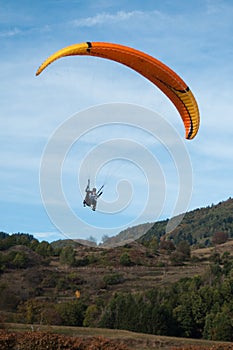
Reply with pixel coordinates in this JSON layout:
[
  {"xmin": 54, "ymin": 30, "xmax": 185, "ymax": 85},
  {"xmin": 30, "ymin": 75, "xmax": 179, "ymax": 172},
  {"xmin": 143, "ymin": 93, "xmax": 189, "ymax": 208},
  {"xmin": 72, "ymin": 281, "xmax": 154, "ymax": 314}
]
[
  {"xmin": 103, "ymin": 273, "xmax": 124, "ymax": 285},
  {"xmin": 212, "ymin": 231, "xmax": 228, "ymax": 245},
  {"xmin": 119, "ymin": 252, "xmax": 133, "ymax": 266}
]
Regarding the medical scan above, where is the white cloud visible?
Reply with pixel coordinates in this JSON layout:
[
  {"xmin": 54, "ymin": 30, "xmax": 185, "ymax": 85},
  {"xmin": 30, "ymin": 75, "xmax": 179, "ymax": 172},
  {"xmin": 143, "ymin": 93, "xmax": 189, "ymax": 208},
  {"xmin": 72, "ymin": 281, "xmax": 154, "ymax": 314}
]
[
  {"xmin": 0, "ymin": 27, "xmax": 21, "ymax": 37},
  {"xmin": 71, "ymin": 10, "xmax": 144, "ymax": 27}
]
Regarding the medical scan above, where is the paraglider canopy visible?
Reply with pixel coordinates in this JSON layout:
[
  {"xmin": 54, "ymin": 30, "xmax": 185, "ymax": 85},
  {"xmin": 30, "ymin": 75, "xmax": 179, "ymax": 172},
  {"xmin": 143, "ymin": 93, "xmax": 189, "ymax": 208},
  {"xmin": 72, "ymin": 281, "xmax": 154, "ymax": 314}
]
[{"xmin": 36, "ymin": 41, "xmax": 200, "ymax": 140}]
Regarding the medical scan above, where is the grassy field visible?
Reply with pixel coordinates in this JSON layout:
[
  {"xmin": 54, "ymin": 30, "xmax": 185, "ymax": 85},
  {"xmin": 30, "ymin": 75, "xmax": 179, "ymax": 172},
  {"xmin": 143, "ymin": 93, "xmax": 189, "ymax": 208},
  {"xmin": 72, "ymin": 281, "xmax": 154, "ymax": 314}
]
[{"xmin": 3, "ymin": 323, "xmax": 233, "ymax": 350}]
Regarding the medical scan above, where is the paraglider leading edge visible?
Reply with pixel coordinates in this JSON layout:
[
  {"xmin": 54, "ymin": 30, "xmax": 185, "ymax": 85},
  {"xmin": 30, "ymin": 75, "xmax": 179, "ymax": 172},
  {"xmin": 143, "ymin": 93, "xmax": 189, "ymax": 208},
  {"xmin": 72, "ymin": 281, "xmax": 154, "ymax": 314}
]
[{"xmin": 36, "ymin": 41, "xmax": 200, "ymax": 139}]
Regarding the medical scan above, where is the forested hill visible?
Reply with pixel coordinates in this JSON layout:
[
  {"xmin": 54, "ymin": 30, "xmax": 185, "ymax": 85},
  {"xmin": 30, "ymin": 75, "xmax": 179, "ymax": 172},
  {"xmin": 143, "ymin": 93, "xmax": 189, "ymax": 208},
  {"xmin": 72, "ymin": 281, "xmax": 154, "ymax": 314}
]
[
  {"xmin": 1, "ymin": 198, "xmax": 233, "ymax": 342},
  {"xmin": 140, "ymin": 197, "xmax": 233, "ymax": 246}
]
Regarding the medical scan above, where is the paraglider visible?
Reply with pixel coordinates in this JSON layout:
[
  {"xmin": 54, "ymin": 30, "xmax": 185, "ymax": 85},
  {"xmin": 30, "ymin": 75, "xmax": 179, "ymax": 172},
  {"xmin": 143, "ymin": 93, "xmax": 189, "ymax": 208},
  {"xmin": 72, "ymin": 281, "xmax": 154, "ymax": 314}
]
[
  {"xmin": 83, "ymin": 179, "xmax": 103, "ymax": 211},
  {"xmin": 36, "ymin": 41, "xmax": 200, "ymax": 139}
]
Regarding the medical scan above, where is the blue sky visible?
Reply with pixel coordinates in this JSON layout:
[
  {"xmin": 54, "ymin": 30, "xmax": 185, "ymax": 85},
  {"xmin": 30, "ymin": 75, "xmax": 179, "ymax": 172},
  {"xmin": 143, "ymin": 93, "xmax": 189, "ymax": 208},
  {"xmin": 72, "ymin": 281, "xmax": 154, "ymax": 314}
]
[{"xmin": 1, "ymin": 0, "xmax": 233, "ymax": 243}]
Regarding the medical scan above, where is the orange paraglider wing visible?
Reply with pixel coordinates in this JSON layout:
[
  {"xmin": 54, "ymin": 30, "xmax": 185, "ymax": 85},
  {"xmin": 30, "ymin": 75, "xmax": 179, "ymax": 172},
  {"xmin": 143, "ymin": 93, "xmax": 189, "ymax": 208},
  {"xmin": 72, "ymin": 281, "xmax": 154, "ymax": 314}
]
[{"xmin": 36, "ymin": 42, "xmax": 200, "ymax": 139}]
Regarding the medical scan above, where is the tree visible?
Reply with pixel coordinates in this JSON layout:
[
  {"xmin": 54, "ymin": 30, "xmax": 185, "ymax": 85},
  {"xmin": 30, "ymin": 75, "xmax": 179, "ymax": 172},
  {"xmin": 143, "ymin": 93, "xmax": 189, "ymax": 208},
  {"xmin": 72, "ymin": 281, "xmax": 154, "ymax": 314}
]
[
  {"xmin": 170, "ymin": 241, "xmax": 191, "ymax": 265},
  {"xmin": 100, "ymin": 292, "xmax": 138, "ymax": 331},
  {"xmin": 17, "ymin": 300, "xmax": 41, "ymax": 324},
  {"xmin": 173, "ymin": 297, "xmax": 195, "ymax": 337},
  {"xmin": 212, "ymin": 231, "xmax": 228, "ymax": 245},
  {"xmin": 159, "ymin": 240, "xmax": 175, "ymax": 254},
  {"xmin": 176, "ymin": 241, "xmax": 191, "ymax": 260},
  {"xmin": 204, "ymin": 307, "xmax": 233, "ymax": 341},
  {"xmin": 59, "ymin": 246, "xmax": 75, "ymax": 266},
  {"xmin": 0, "ymin": 252, "xmax": 6, "ymax": 273},
  {"xmin": 83, "ymin": 304, "xmax": 99, "ymax": 327},
  {"xmin": 148, "ymin": 237, "xmax": 159, "ymax": 254},
  {"xmin": 35, "ymin": 241, "xmax": 53, "ymax": 257},
  {"xmin": 170, "ymin": 251, "xmax": 186, "ymax": 265},
  {"xmin": 119, "ymin": 252, "xmax": 133, "ymax": 266},
  {"xmin": 12, "ymin": 252, "xmax": 28, "ymax": 269},
  {"xmin": 56, "ymin": 300, "xmax": 86, "ymax": 326}
]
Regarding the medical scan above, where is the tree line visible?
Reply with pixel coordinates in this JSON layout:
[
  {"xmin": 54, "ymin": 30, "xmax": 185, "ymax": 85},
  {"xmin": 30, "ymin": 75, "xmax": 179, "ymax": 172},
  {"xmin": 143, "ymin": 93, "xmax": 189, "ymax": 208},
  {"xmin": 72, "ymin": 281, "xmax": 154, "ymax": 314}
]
[
  {"xmin": 1, "ymin": 232, "xmax": 233, "ymax": 341},
  {"xmin": 15, "ymin": 250, "xmax": 233, "ymax": 342},
  {"xmin": 98, "ymin": 251, "xmax": 233, "ymax": 341}
]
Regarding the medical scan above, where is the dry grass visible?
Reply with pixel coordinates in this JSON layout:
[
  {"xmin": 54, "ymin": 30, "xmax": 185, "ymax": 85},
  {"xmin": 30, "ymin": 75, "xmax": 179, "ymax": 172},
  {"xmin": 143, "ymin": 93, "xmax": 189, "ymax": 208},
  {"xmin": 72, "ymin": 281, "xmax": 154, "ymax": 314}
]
[
  {"xmin": 192, "ymin": 239, "xmax": 233, "ymax": 260},
  {"xmin": 3, "ymin": 324, "xmax": 233, "ymax": 350}
]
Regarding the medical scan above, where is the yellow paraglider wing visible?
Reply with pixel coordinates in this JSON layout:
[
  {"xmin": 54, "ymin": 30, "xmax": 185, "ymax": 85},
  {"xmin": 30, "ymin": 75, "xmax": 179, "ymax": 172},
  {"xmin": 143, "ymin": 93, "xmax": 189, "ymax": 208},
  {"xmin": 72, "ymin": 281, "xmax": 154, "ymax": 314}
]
[{"xmin": 36, "ymin": 42, "xmax": 200, "ymax": 139}]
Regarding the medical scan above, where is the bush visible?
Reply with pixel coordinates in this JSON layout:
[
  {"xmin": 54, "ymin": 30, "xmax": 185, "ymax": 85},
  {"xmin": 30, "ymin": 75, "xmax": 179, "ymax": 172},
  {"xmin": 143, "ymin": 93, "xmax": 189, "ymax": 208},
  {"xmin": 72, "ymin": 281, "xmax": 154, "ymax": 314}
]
[
  {"xmin": 59, "ymin": 246, "xmax": 75, "ymax": 266},
  {"xmin": 55, "ymin": 300, "xmax": 87, "ymax": 326},
  {"xmin": 159, "ymin": 240, "xmax": 176, "ymax": 254},
  {"xmin": 170, "ymin": 251, "xmax": 185, "ymax": 265},
  {"xmin": 119, "ymin": 252, "xmax": 133, "ymax": 266},
  {"xmin": 212, "ymin": 231, "xmax": 228, "ymax": 245},
  {"xmin": 0, "ymin": 331, "xmax": 131, "ymax": 350},
  {"xmin": 103, "ymin": 273, "xmax": 124, "ymax": 285}
]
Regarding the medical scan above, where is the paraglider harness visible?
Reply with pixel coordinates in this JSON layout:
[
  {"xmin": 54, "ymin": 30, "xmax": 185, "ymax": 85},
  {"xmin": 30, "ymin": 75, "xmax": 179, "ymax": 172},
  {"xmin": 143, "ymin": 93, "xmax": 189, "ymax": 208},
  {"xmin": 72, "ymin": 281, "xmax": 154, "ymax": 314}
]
[{"xmin": 83, "ymin": 180, "xmax": 103, "ymax": 211}]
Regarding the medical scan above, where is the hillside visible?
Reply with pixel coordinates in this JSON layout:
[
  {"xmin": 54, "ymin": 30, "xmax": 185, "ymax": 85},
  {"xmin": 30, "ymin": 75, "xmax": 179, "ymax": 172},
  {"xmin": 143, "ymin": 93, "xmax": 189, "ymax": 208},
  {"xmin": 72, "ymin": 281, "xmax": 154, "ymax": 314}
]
[
  {"xmin": 1, "ymin": 197, "xmax": 233, "ymax": 345},
  {"xmin": 1, "ymin": 236, "xmax": 233, "ymax": 346},
  {"xmin": 49, "ymin": 197, "xmax": 233, "ymax": 248},
  {"xmin": 139, "ymin": 197, "xmax": 233, "ymax": 246},
  {"xmin": 102, "ymin": 222, "xmax": 154, "ymax": 247},
  {"xmin": 99, "ymin": 197, "xmax": 233, "ymax": 247}
]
